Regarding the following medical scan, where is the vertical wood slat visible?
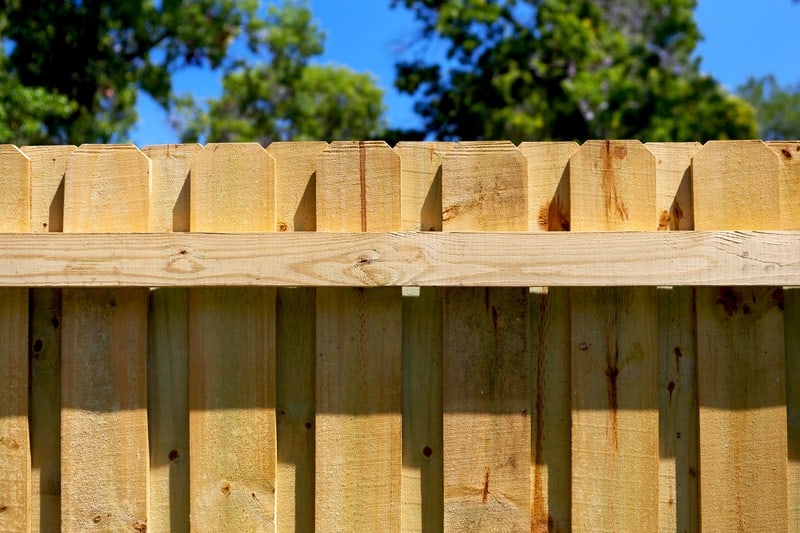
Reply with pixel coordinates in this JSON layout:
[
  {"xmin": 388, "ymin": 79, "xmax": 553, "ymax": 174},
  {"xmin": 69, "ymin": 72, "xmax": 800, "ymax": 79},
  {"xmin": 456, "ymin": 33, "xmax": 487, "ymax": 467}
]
[
  {"xmin": 770, "ymin": 141, "xmax": 800, "ymax": 532},
  {"xmin": 569, "ymin": 140, "xmax": 659, "ymax": 531},
  {"xmin": 647, "ymin": 142, "xmax": 701, "ymax": 532},
  {"xmin": 23, "ymin": 145, "xmax": 75, "ymax": 533},
  {"xmin": 267, "ymin": 141, "xmax": 327, "ymax": 532},
  {"xmin": 693, "ymin": 140, "xmax": 788, "ymax": 530},
  {"xmin": 61, "ymin": 144, "xmax": 150, "ymax": 531},
  {"xmin": 188, "ymin": 143, "xmax": 277, "ymax": 531},
  {"xmin": 143, "ymin": 144, "xmax": 201, "ymax": 533},
  {"xmin": 0, "ymin": 146, "xmax": 31, "ymax": 533},
  {"xmin": 395, "ymin": 141, "xmax": 453, "ymax": 532},
  {"xmin": 441, "ymin": 141, "xmax": 531, "ymax": 531},
  {"xmin": 520, "ymin": 141, "xmax": 578, "ymax": 532},
  {"xmin": 315, "ymin": 141, "xmax": 402, "ymax": 531}
]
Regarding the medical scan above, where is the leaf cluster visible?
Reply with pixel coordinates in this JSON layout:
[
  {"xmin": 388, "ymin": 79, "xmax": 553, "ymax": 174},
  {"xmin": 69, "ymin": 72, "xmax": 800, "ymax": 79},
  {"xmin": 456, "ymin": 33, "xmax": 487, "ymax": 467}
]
[
  {"xmin": 0, "ymin": 0, "xmax": 264, "ymax": 143},
  {"xmin": 392, "ymin": 0, "xmax": 757, "ymax": 142}
]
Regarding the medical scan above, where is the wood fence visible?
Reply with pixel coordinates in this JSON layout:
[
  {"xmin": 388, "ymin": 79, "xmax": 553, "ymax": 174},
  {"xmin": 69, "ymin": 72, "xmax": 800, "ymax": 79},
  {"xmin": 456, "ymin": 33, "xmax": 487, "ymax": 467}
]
[{"xmin": 0, "ymin": 139, "xmax": 798, "ymax": 532}]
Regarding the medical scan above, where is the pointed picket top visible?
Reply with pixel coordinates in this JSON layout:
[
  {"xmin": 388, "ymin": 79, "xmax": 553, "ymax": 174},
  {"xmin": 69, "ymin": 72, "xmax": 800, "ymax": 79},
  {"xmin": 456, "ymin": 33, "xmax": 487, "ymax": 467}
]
[
  {"xmin": 267, "ymin": 141, "xmax": 328, "ymax": 232},
  {"xmin": 693, "ymin": 140, "xmax": 782, "ymax": 230},
  {"xmin": 143, "ymin": 144, "xmax": 202, "ymax": 232},
  {"xmin": 646, "ymin": 142, "xmax": 701, "ymax": 231},
  {"xmin": 190, "ymin": 142, "xmax": 275, "ymax": 232},
  {"xmin": 442, "ymin": 141, "xmax": 528, "ymax": 231},
  {"xmin": 316, "ymin": 140, "xmax": 400, "ymax": 232},
  {"xmin": 519, "ymin": 141, "xmax": 579, "ymax": 232},
  {"xmin": 64, "ymin": 144, "xmax": 150, "ymax": 232},
  {"xmin": 570, "ymin": 140, "xmax": 656, "ymax": 231},
  {"xmin": 768, "ymin": 141, "xmax": 800, "ymax": 229},
  {"xmin": 0, "ymin": 145, "xmax": 31, "ymax": 232}
]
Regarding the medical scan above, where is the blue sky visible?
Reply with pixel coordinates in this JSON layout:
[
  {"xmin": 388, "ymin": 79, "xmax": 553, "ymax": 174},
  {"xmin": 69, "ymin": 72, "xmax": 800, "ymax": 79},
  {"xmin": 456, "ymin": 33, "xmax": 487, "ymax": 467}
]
[{"xmin": 130, "ymin": 1, "xmax": 800, "ymax": 146}]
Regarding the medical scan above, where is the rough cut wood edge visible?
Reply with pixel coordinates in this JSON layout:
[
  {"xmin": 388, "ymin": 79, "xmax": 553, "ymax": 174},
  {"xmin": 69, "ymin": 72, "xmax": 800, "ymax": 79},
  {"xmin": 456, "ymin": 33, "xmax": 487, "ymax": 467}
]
[{"xmin": 0, "ymin": 231, "xmax": 797, "ymax": 287}]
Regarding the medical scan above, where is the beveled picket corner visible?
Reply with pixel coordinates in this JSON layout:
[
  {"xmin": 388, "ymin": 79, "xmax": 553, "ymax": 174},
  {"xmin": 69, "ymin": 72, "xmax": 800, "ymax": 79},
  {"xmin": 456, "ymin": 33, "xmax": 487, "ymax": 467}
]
[{"xmin": 0, "ymin": 139, "xmax": 798, "ymax": 532}]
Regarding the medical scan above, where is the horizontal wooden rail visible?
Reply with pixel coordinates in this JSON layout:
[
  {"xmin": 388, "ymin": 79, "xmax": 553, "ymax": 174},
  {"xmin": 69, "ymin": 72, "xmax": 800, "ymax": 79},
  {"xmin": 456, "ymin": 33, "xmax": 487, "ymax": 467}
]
[{"xmin": 0, "ymin": 230, "xmax": 796, "ymax": 287}]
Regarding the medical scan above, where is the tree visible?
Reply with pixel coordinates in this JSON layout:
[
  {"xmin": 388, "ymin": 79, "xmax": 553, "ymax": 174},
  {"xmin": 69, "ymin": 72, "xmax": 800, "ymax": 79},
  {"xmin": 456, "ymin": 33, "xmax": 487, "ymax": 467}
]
[
  {"xmin": 174, "ymin": 1, "xmax": 386, "ymax": 144},
  {"xmin": 0, "ymin": 0, "xmax": 269, "ymax": 144},
  {"xmin": 392, "ymin": 0, "xmax": 757, "ymax": 142},
  {"xmin": 738, "ymin": 75, "xmax": 800, "ymax": 140}
]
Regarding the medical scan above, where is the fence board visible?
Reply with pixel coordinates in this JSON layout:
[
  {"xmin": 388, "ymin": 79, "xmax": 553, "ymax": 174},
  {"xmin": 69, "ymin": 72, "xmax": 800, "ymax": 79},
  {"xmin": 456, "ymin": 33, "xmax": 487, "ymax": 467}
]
[
  {"xmin": 570, "ymin": 140, "xmax": 659, "ymax": 532},
  {"xmin": 188, "ymin": 143, "xmax": 276, "ymax": 531},
  {"xmin": 2, "ymin": 230, "xmax": 800, "ymax": 288},
  {"xmin": 519, "ymin": 141, "xmax": 577, "ymax": 532},
  {"xmin": 0, "ymin": 146, "xmax": 30, "ymax": 533},
  {"xmin": 23, "ymin": 145, "xmax": 74, "ymax": 533},
  {"xmin": 143, "ymin": 144, "xmax": 200, "ymax": 533},
  {"xmin": 771, "ymin": 141, "xmax": 800, "ymax": 532},
  {"xmin": 395, "ymin": 142, "xmax": 453, "ymax": 532},
  {"xmin": 441, "ymin": 142, "xmax": 531, "ymax": 531},
  {"xmin": 315, "ymin": 141, "xmax": 402, "ymax": 530},
  {"xmin": 694, "ymin": 140, "xmax": 788, "ymax": 530},
  {"xmin": 61, "ymin": 144, "xmax": 150, "ymax": 531},
  {"xmin": 647, "ymin": 142, "xmax": 701, "ymax": 532},
  {"xmin": 267, "ymin": 141, "xmax": 327, "ymax": 532}
]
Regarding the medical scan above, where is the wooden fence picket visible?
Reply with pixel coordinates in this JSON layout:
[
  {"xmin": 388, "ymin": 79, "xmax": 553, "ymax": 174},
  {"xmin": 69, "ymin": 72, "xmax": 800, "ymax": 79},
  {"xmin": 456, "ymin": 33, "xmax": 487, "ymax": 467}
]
[
  {"xmin": 693, "ymin": 140, "xmax": 788, "ymax": 530},
  {"xmin": 519, "ymin": 141, "xmax": 578, "ymax": 532},
  {"xmin": 395, "ymin": 141, "xmax": 453, "ymax": 532},
  {"xmin": 569, "ymin": 140, "xmax": 659, "ymax": 531},
  {"xmin": 188, "ymin": 143, "xmax": 277, "ymax": 531},
  {"xmin": 770, "ymin": 140, "xmax": 800, "ymax": 532},
  {"xmin": 647, "ymin": 142, "xmax": 701, "ymax": 532},
  {"xmin": 23, "ymin": 145, "xmax": 75, "ymax": 533},
  {"xmin": 314, "ymin": 141, "xmax": 403, "ymax": 530},
  {"xmin": 441, "ymin": 141, "xmax": 531, "ymax": 531},
  {"xmin": 267, "ymin": 141, "xmax": 328, "ymax": 532},
  {"xmin": 4, "ymin": 139, "xmax": 800, "ymax": 532},
  {"xmin": 61, "ymin": 144, "xmax": 150, "ymax": 531},
  {"xmin": 0, "ymin": 146, "xmax": 31, "ymax": 533},
  {"xmin": 143, "ymin": 144, "xmax": 200, "ymax": 532}
]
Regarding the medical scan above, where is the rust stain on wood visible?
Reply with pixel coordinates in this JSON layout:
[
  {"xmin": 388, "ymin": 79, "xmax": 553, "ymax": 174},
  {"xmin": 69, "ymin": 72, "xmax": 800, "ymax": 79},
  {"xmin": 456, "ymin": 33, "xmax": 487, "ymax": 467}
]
[
  {"xmin": 537, "ymin": 197, "xmax": 570, "ymax": 231},
  {"xmin": 601, "ymin": 141, "xmax": 630, "ymax": 223}
]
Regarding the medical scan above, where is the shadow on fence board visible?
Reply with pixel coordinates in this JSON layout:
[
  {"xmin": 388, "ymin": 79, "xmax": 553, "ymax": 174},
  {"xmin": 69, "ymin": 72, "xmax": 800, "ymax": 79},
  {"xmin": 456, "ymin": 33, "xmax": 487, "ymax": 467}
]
[{"xmin": 0, "ymin": 139, "xmax": 798, "ymax": 531}]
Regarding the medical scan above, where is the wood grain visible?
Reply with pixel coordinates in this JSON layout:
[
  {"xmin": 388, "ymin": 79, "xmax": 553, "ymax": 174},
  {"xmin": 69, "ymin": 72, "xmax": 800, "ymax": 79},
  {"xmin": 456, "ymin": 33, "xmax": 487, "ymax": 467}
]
[
  {"xmin": 267, "ymin": 141, "xmax": 327, "ymax": 532},
  {"xmin": 395, "ymin": 142, "xmax": 453, "ymax": 532},
  {"xmin": 315, "ymin": 141, "xmax": 402, "ymax": 530},
  {"xmin": 570, "ymin": 140, "xmax": 659, "ymax": 532},
  {"xmin": 519, "ymin": 141, "xmax": 578, "ymax": 532},
  {"xmin": 442, "ymin": 142, "xmax": 531, "ymax": 531},
  {"xmin": 694, "ymin": 140, "xmax": 788, "ymax": 530},
  {"xmin": 771, "ymin": 141, "xmax": 800, "ymax": 532},
  {"xmin": 0, "ymin": 145, "xmax": 30, "ymax": 533},
  {"xmin": 188, "ymin": 143, "xmax": 277, "ymax": 531},
  {"xmin": 22, "ymin": 145, "xmax": 75, "ymax": 533},
  {"xmin": 143, "ymin": 144, "xmax": 200, "ymax": 533},
  {"xmin": 190, "ymin": 143, "xmax": 275, "ymax": 232},
  {"xmin": 647, "ymin": 141, "xmax": 700, "ymax": 531},
  {"xmin": 519, "ymin": 141, "xmax": 578, "ymax": 232},
  {"xmin": 646, "ymin": 142, "xmax": 699, "ymax": 231},
  {"xmin": 0, "ymin": 230, "xmax": 799, "ymax": 287},
  {"xmin": 61, "ymin": 144, "xmax": 150, "ymax": 531},
  {"xmin": 144, "ymin": 143, "xmax": 200, "ymax": 233}
]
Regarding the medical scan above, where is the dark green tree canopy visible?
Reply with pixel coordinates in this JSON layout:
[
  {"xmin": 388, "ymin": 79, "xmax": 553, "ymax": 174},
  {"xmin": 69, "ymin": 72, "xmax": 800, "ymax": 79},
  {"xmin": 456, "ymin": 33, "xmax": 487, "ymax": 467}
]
[
  {"xmin": 738, "ymin": 75, "xmax": 800, "ymax": 141},
  {"xmin": 0, "ymin": 0, "xmax": 385, "ymax": 145},
  {"xmin": 392, "ymin": 0, "xmax": 757, "ymax": 142},
  {"xmin": 1, "ymin": 0, "xmax": 265, "ymax": 143},
  {"xmin": 175, "ymin": 1, "xmax": 386, "ymax": 144}
]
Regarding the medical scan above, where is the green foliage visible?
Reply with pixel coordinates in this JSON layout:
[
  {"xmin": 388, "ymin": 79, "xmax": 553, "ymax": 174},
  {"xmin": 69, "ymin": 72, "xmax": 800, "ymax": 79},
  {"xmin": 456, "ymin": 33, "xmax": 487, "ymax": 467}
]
[
  {"xmin": 738, "ymin": 75, "xmax": 800, "ymax": 140},
  {"xmin": 0, "ymin": 0, "xmax": 264, "ymax": 143},
  {"xmin": 175, "ymin": 1, "xmax": 386, "ymax": 144},
  {"xmin": 392, "ymin": 0, "xmax": 757, "ymax": 142}
]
